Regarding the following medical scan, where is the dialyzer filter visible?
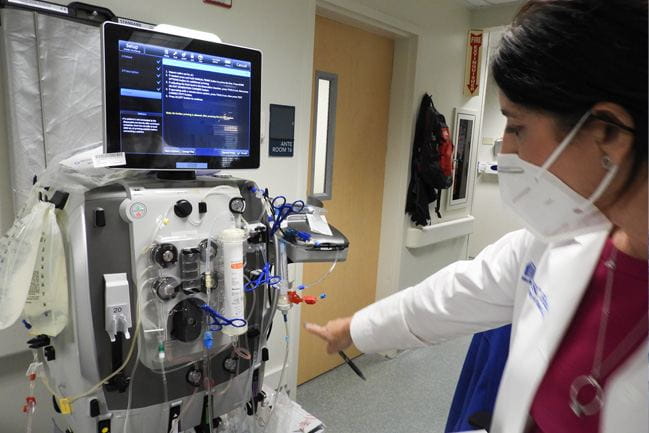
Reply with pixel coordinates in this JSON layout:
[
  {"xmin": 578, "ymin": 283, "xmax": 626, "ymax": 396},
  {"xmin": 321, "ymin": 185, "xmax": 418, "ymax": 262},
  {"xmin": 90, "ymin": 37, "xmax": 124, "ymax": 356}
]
[{"xmin": 217, "ymin": 228, "xmax": 247, "ymax": 336}]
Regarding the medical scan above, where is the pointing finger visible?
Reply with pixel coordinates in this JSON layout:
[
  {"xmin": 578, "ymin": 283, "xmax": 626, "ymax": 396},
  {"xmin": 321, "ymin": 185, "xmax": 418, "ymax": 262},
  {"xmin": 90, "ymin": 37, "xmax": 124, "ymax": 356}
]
[{"xmin": 304, "ymin": 322, "xmax": 331, "ymax": 341}]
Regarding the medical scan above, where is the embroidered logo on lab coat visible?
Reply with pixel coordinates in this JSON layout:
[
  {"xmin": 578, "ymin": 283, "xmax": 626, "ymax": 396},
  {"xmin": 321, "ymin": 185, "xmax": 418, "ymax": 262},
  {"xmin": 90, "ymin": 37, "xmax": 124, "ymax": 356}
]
[{"xmin": 522, "ymin": 262, "xmax": 549, "ymax": 316}]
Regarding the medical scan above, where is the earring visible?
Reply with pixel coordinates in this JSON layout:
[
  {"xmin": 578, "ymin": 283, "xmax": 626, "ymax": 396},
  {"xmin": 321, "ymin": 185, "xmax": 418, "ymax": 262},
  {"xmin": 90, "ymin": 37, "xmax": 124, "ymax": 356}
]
[{"xmin": 601, "ymin": 155, "xmax": 613, "ymax": 170}]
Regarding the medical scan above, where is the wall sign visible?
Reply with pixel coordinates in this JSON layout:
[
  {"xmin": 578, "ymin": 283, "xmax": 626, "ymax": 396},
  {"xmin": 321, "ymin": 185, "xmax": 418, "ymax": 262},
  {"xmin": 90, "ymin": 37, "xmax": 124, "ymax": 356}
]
[
  {"xmin": 269, "ymin": 104, "xmax": 295, "ymax": 157},
  {"xmin": 464, "ymin": 30, "xmax": 483, "ymax": 97}
]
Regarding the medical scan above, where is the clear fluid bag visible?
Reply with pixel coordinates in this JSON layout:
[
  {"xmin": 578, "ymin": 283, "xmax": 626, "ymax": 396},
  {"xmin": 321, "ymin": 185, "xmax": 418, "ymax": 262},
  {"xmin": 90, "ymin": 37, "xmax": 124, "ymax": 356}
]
[
  {"xmin": 23, "ymin": 205, "xmax": 69, "ymax": 336},
  {"xmin": 0, "ymin": 201, "xmax": 52, "ymax": 329}
]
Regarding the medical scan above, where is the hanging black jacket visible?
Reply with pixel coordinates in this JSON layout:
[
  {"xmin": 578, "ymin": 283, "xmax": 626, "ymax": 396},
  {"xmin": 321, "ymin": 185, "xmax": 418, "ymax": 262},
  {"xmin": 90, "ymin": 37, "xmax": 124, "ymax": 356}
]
[{"xmin": 405, "ymin": 93, "xmax": 453, "ymax": 225}]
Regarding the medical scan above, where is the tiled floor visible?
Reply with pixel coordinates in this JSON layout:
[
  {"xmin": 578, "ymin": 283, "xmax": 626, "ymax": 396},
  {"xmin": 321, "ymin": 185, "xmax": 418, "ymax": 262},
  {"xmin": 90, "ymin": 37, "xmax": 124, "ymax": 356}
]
[{"xmin": 296, "ymin": 337, "xmax": 471, "ymax": 433}]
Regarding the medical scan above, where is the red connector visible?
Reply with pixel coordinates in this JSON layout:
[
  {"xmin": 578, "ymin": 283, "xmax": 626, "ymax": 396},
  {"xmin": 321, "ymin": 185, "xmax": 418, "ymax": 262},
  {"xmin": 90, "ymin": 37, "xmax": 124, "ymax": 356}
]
[
  {"xmin": 22, "ymin": 396, "xmax": 36, "ymax": 413},
  {"xmin": 287, "ymin": 291, "xmax": 317, "ymax": 305}
]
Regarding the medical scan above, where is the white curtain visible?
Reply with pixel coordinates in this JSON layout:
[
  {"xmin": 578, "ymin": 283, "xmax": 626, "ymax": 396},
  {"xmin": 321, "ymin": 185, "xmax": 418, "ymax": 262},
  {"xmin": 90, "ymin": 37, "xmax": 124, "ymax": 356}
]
[{"xmin": 1, "ymin": 8, "xmax": 102, "ymax": 211}]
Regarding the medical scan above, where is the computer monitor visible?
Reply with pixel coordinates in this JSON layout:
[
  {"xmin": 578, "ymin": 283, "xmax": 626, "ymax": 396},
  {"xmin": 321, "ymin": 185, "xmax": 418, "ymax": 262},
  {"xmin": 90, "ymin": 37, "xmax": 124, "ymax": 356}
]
[{"xmin": 102, "ymin": 22, "xmax": 261, "ymax": 170}]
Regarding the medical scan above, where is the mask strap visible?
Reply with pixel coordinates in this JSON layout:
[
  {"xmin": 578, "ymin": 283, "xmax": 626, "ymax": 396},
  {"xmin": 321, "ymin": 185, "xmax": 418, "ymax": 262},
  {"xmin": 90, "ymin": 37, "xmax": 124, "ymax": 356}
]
[
  {"xmin": 583, "ymin": 163, "xmax": 618, "ymax": 209},
  {"xmin": 537, "ymin": 110, "xmax": 593, "ymax": 178}
]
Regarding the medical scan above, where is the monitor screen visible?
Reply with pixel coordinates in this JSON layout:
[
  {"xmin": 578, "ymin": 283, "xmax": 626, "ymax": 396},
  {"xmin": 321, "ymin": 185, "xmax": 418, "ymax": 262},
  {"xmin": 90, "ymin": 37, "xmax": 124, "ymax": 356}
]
[{"xmin": 102, "ymin": 22, "xmax": 261, "ymax": 170}]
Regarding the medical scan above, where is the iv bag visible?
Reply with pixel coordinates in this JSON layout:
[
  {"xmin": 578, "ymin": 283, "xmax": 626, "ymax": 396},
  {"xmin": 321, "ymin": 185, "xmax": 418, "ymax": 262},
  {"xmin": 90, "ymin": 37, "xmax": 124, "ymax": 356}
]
[
  {"xmin": 0, "ymin": 201, "xmax": 52, "ymax": 329},
  {"xmin": 23, "ymin": 205, "xmax": 69, "ymax": 336}
]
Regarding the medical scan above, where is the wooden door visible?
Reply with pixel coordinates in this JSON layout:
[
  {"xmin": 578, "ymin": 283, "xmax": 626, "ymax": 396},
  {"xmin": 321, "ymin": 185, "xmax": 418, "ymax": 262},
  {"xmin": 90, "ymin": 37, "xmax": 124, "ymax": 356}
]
[{"xmin": 298, "ymin": 16, "xmax": 394, "ymax": 384}]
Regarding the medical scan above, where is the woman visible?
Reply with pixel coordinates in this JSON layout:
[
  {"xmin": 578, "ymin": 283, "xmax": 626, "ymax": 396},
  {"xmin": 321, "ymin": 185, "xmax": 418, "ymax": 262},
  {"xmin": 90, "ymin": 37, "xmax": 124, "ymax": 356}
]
[{"xmin": 305, "ymin": 1, "xmax": 648, "ymax": 432}]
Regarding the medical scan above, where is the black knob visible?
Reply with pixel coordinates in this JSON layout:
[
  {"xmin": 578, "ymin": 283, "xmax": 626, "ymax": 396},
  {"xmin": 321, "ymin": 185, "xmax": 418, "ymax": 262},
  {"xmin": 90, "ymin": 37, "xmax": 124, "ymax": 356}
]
[
  {"xmin": 174, "ymin": 200, "xmax": 193, "ymax": 218},
  {"xmin": 89, "ymin": 398, "xmax": 100, "ymax": 417},
  {"xmin": 94, "ymin": 208, "xmax": 106, "ymax": 227}
]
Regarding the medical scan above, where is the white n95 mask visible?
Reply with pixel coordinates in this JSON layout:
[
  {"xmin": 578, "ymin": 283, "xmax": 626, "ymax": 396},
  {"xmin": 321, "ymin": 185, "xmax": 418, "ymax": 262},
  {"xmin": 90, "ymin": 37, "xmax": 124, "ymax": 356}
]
[{"xmin": 497, "ymin": 110, "xmax": 617, "ymax": 243}]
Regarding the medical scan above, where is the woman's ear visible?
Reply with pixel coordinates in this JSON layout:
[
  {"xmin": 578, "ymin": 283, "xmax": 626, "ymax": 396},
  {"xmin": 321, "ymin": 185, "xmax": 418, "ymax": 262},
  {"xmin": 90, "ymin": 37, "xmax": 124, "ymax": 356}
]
[{"xmin": 590, "ymin": 102, "xmax": 635, "ymax": 166}]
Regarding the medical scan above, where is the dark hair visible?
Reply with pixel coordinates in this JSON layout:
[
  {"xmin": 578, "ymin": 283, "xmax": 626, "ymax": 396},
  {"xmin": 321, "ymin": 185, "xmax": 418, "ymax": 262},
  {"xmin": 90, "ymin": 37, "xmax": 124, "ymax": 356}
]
[{"xmin": 492, "ymin": 0, "xmax": 648, "ymax": 187}]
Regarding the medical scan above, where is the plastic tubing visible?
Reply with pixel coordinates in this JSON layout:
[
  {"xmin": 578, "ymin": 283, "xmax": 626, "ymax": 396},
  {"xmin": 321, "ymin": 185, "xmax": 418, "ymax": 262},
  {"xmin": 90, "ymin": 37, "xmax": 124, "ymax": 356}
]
[
  {"xmin": 24, "ymin": 368, "xmax": 36, "ymax": 433},
  {"xmin": 203, "ymin": 349, "xmax": 215, "ymax": 433},
  {"xmin": 65, "ymin": 317, "xmax": 142, "ymax": 404},
  {"xmin": 149, "ymin": 359, "xmax": 197, "ymax": 375},
  {"xmin": 123, "ymin": 340, "xmax": 141, "ymax": 433},
  {"xmin": 37, "ymin": 207, "xmax": 171, "ymax": 409},
  {"xmin": 275, "ymin": 316, "xmax": 290, "ymax": 395},
  {"xmin": 274, "ymin": 235, "xmax": 290, "ymax": 308},
  {"xmin": 197, "ymin": 187, "xmax": 240, "ymax": 230},
  {"xmin": 246, "ymin": 283, "xmax": 257, "ymax": 323},
  {"xmin": 262, "ymin": 285, "xmax": 280, "ymax": 345},
  {"xmin": 204, "ymin": 236, "xmax": 214, "ymax": 304},
  {"xmin": 40, "ymin": 278, "xmax": 148, "ymax": 405},
  {"xmin": 142, "ymin": 205, "xmax": 174, "ymax": 255},
  {"xmin": 201, "ymin": 185, "xmax": 234, "ymax": 202},
  {"xmin": 265, "ymin": 314, "xmax": 290, "ymax": 426},
  {"xmin": 160, "ymin": 360, "xmax": 169, "ymax": 412},
  {"xmin": 214, "ymin": 337, "xmax": 239, "ymax": 398},
  {"xmin": 240, "ymin": 332, "xmax": 257, "ymax": 419},
  {"xmin": 178, "ymin": 387, "xmax": 199, "ymax": 427},
  {"xmin": 300, "ymin": 251, "xmax": 340, "ymax": 289}
]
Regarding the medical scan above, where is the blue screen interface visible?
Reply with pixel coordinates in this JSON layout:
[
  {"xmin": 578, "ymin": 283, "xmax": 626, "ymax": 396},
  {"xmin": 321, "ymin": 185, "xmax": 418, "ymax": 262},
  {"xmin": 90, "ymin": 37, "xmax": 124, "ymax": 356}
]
[{"xmin": 117, "ymin": 40, "xmax": 252, "ymax": 158}]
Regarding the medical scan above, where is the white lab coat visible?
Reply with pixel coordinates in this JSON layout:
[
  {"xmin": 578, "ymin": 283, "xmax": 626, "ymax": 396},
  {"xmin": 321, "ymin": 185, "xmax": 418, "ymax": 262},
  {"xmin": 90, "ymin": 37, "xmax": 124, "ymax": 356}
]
[{"xmin": 350, "ymin": 229, "xmax": 648, "ymax": 433}]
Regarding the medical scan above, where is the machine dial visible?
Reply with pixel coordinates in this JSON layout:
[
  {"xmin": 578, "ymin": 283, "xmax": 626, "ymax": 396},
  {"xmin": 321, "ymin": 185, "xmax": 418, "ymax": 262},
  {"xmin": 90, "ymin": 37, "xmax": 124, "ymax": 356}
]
[
  {"xmin": 151, "ymin": 243, "xmax": 178, "ymax": 268},
  {"xmin": 174, "ymin": 199, "xmax": 193, "ymax": 218},
  {"xmin": 153, "ymin": 277, "xmax": 179, "ymax": 301},
  {"xmin": 170, "ymin": 299, "xmax": 203, "ymax": 342},
  {"xmin": 186, "ymin": 367, "xmax": 203, "ymax": 387},
  {"xmin": 229, "ymin": 197, "xmax": 246, "ymax": 214}
]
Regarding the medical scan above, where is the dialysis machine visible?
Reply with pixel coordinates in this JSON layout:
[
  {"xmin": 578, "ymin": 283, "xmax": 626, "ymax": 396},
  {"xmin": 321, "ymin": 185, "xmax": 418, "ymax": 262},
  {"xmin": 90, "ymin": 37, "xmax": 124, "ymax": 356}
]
[{"xmin": 2, "ymin": 22, "xmax": 348, "ymax": 433}]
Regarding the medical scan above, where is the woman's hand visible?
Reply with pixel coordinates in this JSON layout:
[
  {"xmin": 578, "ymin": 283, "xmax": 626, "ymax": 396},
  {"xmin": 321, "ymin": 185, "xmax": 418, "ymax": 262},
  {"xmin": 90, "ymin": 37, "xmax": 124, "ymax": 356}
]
[{"xmin": 304, "ymin": 317, "xmax": 353, "ymax": 354}]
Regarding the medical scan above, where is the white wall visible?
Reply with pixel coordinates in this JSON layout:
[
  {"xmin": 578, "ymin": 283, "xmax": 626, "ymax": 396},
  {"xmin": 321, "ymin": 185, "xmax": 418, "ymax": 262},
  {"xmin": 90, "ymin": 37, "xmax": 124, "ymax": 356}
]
[
  {"xmin": 466, "ymin": 18, "xmax": 526, "ymax": 257},
  {"xmin": 339, "ymin": 0, "xmax": 480, "ymax": 289},
  {"xmin": 467, "ymin": 30, "xmax": 522, "ymax": 257},
  {"xmin": 0, "ymin": 1, "xmax": 315, "ymax": 431},
  {"xmin": 372, "ymin": 0, "xmax": 524, "ymax": 290},
  {"xmin": 470, "ymin": 2, "xmax": 521, "ymax": 29}
]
